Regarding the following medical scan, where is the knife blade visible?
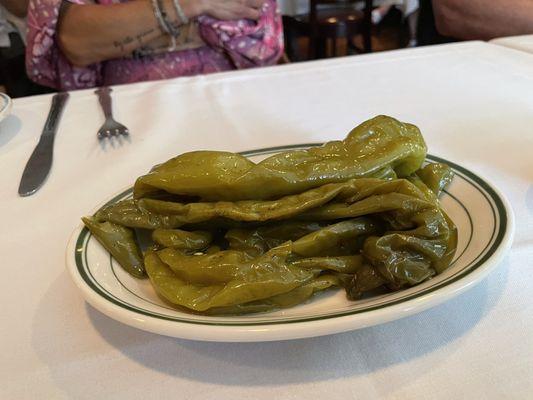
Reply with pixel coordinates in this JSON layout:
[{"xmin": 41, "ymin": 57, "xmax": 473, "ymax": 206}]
[{"xmin": 18, "ymin": 92, "xmax": 70, "ymax": 197}]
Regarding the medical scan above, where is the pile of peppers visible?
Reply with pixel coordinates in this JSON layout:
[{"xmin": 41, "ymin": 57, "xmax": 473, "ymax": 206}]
[{"xmin": 82, "ymin": 115, "xmax": 457, "ymax": 315}]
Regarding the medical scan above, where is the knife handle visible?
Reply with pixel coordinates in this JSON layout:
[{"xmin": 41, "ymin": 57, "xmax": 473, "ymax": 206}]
[{"xmin": 43, "ymin": 92, "xmax": 70, "ymax": 135}]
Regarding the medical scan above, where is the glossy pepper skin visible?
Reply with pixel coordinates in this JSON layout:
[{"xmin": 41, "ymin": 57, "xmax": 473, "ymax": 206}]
[
  {"xmin": 153, "ymin": 218, "xmax": 376, "ymax": 285},
  {"xmin": 95, "ymin": 180, "xmax": 371, "ymax": 229},
  {"xmin": 144, "ymin": 248, "xmax": 318, "ymax": 312},
  {"xmin": 294, "ymin": 178, "xmax": 457, "ymax": 288},
  {"xmin": 143, "ymin": 219, "xmax": 380, "ymax": 313},
  {"xmin": 152, "ymin": 229, "xmax": 212, "ymax": 250},
  {"xmin": 95, "ymin": 199, "xmax": 183, "ymax": 229},
  {"xmin": 416, "ymin": 163, "xmax": 454, "ymax": 197},
  {"xmin": 83, "ymin": 115, "xmax": 457, "ymax": 314},
  {"xmin": 225, "ymin": 221, "xmax": 327, "ymax": 257},
  {"xmin": 133, "ymin": 115, "xmax": 427, "ymax": 201},
  {"xmin": 82, "ymin": 217, "xmax": 145, "ymax": 278},
  {"xmin": 203, "ymin": 275, "xmax": 340, "ymax": 315}
]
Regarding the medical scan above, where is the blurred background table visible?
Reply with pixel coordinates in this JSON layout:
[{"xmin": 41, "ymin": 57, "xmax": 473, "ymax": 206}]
[{"xmin": 281, "ymin": 0, "xmax": 420, "ymax": 60}]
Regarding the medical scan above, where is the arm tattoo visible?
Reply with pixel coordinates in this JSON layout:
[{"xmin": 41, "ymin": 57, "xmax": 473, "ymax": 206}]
[
  {"xmin": 113, "ymin": 28, "xmax": 156, "ymax": 53},
  {"xmin": 132, "ymin": 43, "xmax": 169, "ymax": 59},
  {"xmin": 136, "ymin": 28, "xmax": 156, "ymax": 44}
]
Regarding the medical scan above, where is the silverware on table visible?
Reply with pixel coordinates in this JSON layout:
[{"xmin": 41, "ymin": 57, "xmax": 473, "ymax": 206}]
[
  {"xmin": 18, "ymin": 92, "xmax": 70, "ymax": 197},
  {"xmin": 95, "ymin": 87, "xmax": 129, "ymax": 140}
]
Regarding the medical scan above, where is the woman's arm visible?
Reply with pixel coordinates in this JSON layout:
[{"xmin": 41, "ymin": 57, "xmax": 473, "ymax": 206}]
[
  {"xmin": 59, "ymin": 0, "xmax": 265, "ymax": 67},
  {"xmin": 58, "ymin": 0, "xmax": 192, "ymax": 67},
  {"xmin": 432, "ymin": 0, "xmax": 533, "ymax": 40}
]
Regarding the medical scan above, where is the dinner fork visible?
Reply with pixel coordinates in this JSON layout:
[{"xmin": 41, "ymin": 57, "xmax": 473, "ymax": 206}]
[{"xmin": 95, "ymin": 87, "xmax": 129, "ymax": 140}]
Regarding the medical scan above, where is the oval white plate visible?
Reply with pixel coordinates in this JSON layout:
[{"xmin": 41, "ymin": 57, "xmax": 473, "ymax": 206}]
[{"xmin": 66, "ymin": 146, "xmax": 515, "ymax": 342}]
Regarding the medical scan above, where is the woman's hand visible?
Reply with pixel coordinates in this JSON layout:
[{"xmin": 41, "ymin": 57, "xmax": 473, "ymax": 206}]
[{"xmin": 199, "ymin": 0, "xmax": 265, "ymax": 20}]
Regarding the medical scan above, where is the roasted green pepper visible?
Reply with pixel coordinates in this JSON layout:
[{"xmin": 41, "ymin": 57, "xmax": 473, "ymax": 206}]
[
  {"xmin": 82, "ymin": 217, "xmax": 145, "ymax": 278},
  {"xmin": 144, "ymin": 248, "xmax": 317, "ymax": 311},
  {"xmin": 133, "ymin": 115, "xmax": 427, "ymax": 201},
  {"xmin": 82, "ymin": 115, "xmax": 457, "ymax": 314},
  {"xmin": 152, "ymin": 229, "xmax": 212, "ymax": 250},
  {"xmin": 205, "ymin": 275, "xmax": 340, "ymax": 315}
]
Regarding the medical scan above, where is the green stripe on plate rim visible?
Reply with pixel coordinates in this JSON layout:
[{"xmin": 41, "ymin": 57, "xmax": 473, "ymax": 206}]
[{"xmin": 74, "ymin": 147, "xmax": 507, "ymax": 326}]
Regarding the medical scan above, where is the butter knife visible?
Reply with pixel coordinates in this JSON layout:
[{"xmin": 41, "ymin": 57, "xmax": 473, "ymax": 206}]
[{"xmin": 18, "ymin": 92, "xmax": 70, "ymax": 197}]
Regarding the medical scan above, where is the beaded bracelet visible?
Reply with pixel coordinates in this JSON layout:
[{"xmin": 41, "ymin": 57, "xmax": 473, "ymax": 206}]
[
  {"xmin": 151, "ymin": 0, "xmax": 171, "ymax": 35},
  {"xmin": 157, "ymin": 0, "xmax": 181, "ymax": 38},
  {"xmin": 150, "ymin": 0, "xmax": 181, "ymax": 53},
  {"xmin": 172, "ymin": 0, "xmax": 189, "ymax": 25}
]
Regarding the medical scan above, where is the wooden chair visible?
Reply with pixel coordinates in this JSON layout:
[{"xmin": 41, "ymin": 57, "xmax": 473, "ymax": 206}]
[{"xmin": 283, "ymin": 0, "xmax": 373, "ymax": 60}]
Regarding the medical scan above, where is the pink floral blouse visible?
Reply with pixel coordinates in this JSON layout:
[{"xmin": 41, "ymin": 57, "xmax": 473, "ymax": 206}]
[{"xmin": 26, "ymin": 0, "xmax": 284, "ymax": 90}]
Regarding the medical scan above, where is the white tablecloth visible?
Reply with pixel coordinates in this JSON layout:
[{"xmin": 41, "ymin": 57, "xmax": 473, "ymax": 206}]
[
  {"xmin": 490, "ymin": 34, "xmax": 533, "ymax": 55},
  {"xmin": 1, "ymin": 41, "xmax": 533, "ymax": 399}
]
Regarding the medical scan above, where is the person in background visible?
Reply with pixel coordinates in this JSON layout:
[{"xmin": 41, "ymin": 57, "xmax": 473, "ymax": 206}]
[
  {"xmin": 0, "ymin": 0, "xmax": 53, "ymax": 96},
  {"xmin": 418, "ymin": 0, "xmax": 533, "ymax": 45},
  {"xmin": 432, "ymin": 0, "xmax": 533, "ymax": 40},
  {"xmin": 26, "ymin": 0, "xmax": 284, "ymax": 91}
]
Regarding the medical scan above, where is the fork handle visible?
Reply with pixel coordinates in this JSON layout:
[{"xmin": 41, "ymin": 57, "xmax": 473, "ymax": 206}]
[{"xmin": 95, "ymin": 86, "xmax": 113, "ymax": 119}]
